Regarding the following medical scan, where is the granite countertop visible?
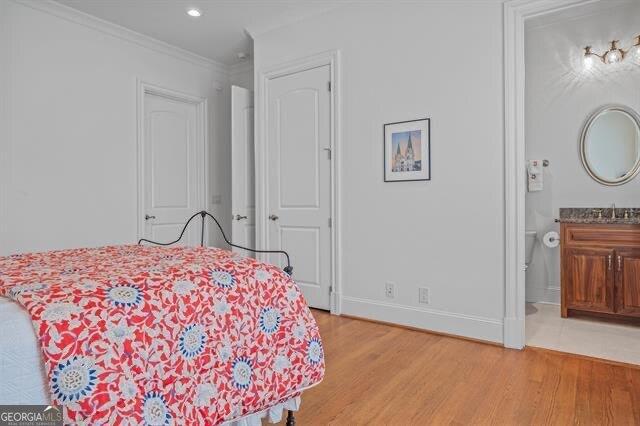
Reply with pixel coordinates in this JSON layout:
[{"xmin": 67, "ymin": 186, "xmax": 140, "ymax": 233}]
[{"xmin": 559, "ymin": 208, "xmax": 640, "ymax": 224}]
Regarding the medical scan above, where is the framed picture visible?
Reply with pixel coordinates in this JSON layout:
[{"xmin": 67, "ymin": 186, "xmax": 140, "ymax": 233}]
[{"xmin": 384, "ymin": 118, "xmax": 431, "ymax": 182}]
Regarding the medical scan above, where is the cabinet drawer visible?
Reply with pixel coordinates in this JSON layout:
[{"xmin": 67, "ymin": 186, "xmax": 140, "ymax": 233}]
[{"xmin": 563, "ymin": 224, "xmax": 640, "ymax": 247}]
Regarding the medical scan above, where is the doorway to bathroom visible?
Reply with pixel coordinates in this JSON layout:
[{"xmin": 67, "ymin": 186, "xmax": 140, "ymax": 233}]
[{"xmin": 523, "ymin": 1, "xmax": 640, "ymax": 366}]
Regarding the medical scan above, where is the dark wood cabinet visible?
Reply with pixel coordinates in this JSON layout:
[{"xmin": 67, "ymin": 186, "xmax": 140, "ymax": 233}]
[
  {"xmin": 561, "ymin": 223, "xmax": 640, "ymax": 321},
  {"xmin": 615, "ymin": 249, "xmax": 640, "ymax": 317},
  {"xmin": 562, "ymin": 247, "xmax": 614, "ymax": 315}
]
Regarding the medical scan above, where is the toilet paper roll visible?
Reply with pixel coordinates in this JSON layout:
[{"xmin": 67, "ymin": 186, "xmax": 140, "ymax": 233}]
[{"xmin": 543, "ymin": 231, "xmax": 560, "ymax": 248}]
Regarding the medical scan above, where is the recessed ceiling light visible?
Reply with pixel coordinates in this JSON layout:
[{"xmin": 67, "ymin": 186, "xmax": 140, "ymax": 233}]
[{"xmin": 186, "ymin": 8, "xmax": 202, "ymax": 17}]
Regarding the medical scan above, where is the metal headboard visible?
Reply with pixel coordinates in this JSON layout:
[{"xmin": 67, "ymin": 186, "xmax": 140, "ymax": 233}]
[{"xmin": 138, "ymin": 210, "xmax": 293, "ymax": 276}]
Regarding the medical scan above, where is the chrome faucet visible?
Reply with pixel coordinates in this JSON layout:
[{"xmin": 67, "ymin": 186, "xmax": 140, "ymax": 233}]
[{"xmin": 611, "ymin": 203, "xmax": 616, "ymax": 219}]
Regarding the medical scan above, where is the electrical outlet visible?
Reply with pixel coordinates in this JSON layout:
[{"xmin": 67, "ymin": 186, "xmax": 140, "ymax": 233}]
[
  {"xmin": 418, "ymin": 287, "xmax": 430, "ymax": 304},
  {"xmin": 211, "ymin": 194, "xmax": 222, "ymax": 205},
  {"xmin": 385, "ymin": 282, "xmax": 396, "ymax": 299}
]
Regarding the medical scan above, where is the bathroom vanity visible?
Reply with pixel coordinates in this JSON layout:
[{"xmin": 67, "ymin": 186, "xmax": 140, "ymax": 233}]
[
  {"xmin": 560, "ymin": 208, "xmax": 640, "ymax": 320},
  {"xmin": 557, "ymin": 105, "xmax": 640, "ymax": 321}
]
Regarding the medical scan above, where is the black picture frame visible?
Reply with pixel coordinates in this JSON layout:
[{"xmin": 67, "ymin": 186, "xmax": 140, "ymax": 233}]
[{"xmin": 383, "ymin": 117, "xmax": 431, "ymax": 182}]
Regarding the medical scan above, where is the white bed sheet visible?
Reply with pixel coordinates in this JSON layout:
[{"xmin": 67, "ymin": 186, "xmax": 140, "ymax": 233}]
[
  {"xmin": 0, "ymin": 296, "xmax": 49, "ymax": 405},
  {"xmin": 0, "ymin": 297, "xmax": 302, "ymax": 424}
]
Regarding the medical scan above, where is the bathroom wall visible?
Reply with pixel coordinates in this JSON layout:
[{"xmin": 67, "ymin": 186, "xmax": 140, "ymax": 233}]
[{"xmin": 524, "ymin": 3, "xmax": 640, "ymax": 304}]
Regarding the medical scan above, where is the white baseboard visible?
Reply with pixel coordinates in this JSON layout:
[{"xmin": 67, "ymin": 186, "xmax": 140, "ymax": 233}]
[
  {"xmin": 525, "ymin": 284, "xmax": 560, "ymax": 305},
  {"xmin": 341, "ymin": 296, "xmax": 503, "ymax": 344},
  {"xmin": 531, "ymin": 300, "xmax": 560, "ymax": 306}
]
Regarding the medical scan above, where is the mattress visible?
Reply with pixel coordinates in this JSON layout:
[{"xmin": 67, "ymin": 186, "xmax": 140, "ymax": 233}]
[{"xmin": 0, "ymin": 245, "xmax": 324, "ymax": 424}]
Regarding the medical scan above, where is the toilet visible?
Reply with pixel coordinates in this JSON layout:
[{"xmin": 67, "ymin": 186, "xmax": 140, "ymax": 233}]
[{"xmin": 525, "ymin": 230, "xmax": 537, "ymax": 270}]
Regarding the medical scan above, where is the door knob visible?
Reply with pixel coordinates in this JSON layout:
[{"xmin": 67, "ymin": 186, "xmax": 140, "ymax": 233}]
[
  {"xmin": 144, "ymin": 214, "xmax": 156, "ymax": 220},
  {"xmin": 234, "ymin": 214, "xmax": 248, "ymax": 221},
  {"xmin": 269, "ymin": 214, "xmax": 279, "ymax": 221}
]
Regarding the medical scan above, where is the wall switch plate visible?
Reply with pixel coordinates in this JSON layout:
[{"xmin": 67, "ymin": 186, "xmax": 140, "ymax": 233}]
[
  {"xmin": 385, "ymin": 282, "xmax": 396, "ymax": 299},
  {"xmin": 418, "ymin": 287, "xmax": 430, "ymax": 304}
]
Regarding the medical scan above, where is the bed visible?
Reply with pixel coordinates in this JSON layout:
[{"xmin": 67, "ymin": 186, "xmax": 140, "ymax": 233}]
[{"xmin": 0, "ymin": 211, "xmax": 325, "ymax": 425}]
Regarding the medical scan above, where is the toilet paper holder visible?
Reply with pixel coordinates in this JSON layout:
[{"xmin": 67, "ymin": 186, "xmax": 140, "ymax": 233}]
[{"xmin": 543, "ymin": 231, "xmax": 561, "ymax": 248}]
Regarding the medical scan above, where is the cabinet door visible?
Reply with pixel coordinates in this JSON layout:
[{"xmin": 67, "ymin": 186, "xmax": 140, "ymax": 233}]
[
  {"xmin": 563, "ymin": 247, "xmax": 614, "ymax": 313},
  {"xmin": 615, "ymin": 249, "xmax": 640, "ymax": 316}
]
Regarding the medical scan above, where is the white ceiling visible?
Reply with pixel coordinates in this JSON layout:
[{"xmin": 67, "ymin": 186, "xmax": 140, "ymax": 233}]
[{"xmin": 54, "ymin": 0, "xmax": 343, "ymax": 65}]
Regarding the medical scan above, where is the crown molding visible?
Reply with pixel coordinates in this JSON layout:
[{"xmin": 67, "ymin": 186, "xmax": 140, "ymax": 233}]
[
  {"xmin": 246, "ymin": 1, "xmax": 506, "ymax": 40},
  {"xmin": 504, "ymin": 0, "xmax": 600, "ymax": 19},
  {"xmin": 524, "ymin": 0, "xmax": 637, "ymax": 30},
  {"xmin": 15, "ymin": 0, "xmax": 231, "ymax": 76},
  {"xmin": 245, "ymin": 4, "xmax": 345, "ymax": 39}
]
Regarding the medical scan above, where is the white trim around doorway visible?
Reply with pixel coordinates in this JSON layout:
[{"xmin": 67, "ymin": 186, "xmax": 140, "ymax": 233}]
[
  {"xmin": 502, "ymin": 0, "xmax": 602, "ymax": 349},
  {"xmin": 255, "ymin": 50, "xmax": 342, "ymax": 315},
  {"xmin": 135, "ymin": 79, "xmax": 209, "ymax": 245}
]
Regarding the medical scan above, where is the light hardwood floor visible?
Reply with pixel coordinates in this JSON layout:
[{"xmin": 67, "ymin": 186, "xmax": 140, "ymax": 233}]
[{"xmin": 284, "ymin": 310, "xmax": 640, "ymax": 425}]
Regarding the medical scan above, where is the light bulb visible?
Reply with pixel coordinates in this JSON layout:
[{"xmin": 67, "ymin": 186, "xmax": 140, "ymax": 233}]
[
  {"xmin": 186, "ymin": 8, "xmax": 202, "ymax": 17},
  {"xmin": 583, "ymin": 54, "xmax": 596, "ymax": 69},
  {"xmin": 604, "ymin": 49, "xmax": 622, "ymax": 64},
  {"xmin": 633, "ymin": 36, "xmax": 640, "ymax": 60},
  {"xmin": 604, "ymin": 40, "xmax": 623, "ymax": 64},
  {"xmin": 582, "ymin": 47, "xmax": 597, "ymax": 70}
]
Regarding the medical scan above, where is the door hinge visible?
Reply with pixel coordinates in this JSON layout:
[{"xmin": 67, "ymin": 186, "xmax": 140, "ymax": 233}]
[
  {"xmin": 323, "ymin": 147, "xmax": 331, "ymax": 160},
  {"xmin": 328, "ymin": 217, "xmax": 332, "ymax": 228},
  {"xmin": 327, "ymin": 81, "xmax": 331, "ymax": 92}
]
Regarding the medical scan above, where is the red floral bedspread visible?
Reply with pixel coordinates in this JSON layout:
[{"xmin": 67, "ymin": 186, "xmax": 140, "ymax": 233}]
[{"xmin": 0, "ymin": 245, "xmax": 324, "ymax": 425}]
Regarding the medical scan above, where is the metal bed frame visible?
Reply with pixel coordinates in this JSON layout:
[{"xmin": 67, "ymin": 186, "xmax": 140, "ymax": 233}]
[{"xmin": 138, "ymin": 210, "xmax": 297, "ymax": 426}]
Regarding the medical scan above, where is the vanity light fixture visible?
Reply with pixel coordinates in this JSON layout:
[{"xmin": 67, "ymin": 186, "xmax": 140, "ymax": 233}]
[
  {"xmin": 186, "ymin": 8, "xmax": 202, "ymax": 17},
  {"xmin": 583, "ymin": 35, "xmax": 640, "ymax": 68}
]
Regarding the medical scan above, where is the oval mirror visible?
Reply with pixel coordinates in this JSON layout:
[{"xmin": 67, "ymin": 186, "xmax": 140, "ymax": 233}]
[{"xmin": 581, "ymin": 105, "xmax": 640, "ymax": 186}]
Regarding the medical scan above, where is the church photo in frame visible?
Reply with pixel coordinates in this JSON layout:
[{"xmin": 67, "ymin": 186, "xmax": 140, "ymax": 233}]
[{"xmin": 384, "ymin": 118, "xmax": 431, "ymax": 182}]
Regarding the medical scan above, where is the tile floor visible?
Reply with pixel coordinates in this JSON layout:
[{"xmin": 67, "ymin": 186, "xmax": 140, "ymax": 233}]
[{"xmin": 526, "ymin": 302, "xmax": 640, "ymax": 365}]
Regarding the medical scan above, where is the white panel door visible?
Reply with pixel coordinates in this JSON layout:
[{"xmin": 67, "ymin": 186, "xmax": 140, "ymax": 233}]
[
  {"xmin": 267, "ymin": 65, "xmax": 332, "ymax": 309},
  {"xmin": 143, "ymin": 93, "xmax": 201, "ymax": 245},
  {"xmin": 231, "ymin": 86, "xmax": 255, "ymax": 254}
]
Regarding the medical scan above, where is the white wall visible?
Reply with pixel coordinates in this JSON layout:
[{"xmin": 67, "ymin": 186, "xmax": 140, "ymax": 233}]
[
  {"xmin": 230, "ymin": 62, "xmax": 254, "ymax": 91},
  {"xmin": 254, "ymin": 2, "xmax": 505, "ymax": 342},
  {"xmin": 524, "ymin": 3, "xmax": 640, "ymax": 304},
  {"xmin": 0, "ymin": 1, "xmax": 232, "ymax": 255},
  {"xmin": 0, "ymin": 0, "xmax": 10, "ymax": 255}
]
